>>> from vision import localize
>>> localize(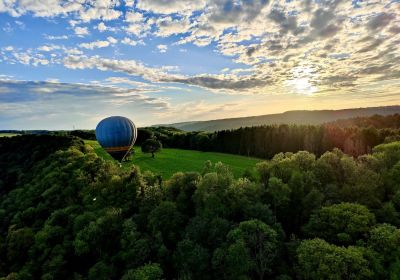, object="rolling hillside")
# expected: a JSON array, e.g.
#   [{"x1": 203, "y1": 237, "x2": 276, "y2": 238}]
[{"x1": 157, "y1": 105, "x2": 400, "y2": 132}]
